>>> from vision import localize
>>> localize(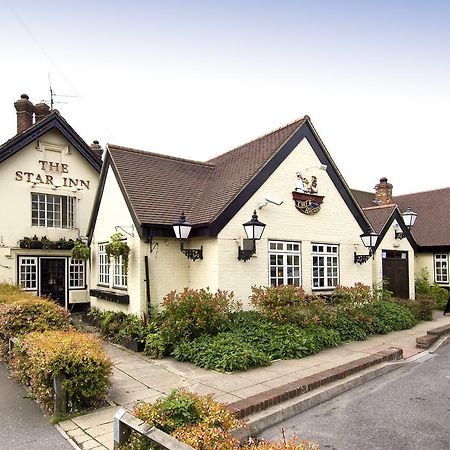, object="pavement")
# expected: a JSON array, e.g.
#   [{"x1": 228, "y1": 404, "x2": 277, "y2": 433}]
[
  {"x1": 0, "y1": 363, "x2": 75, "y2": 450},
  {"x1": 57, "y1": 311, "x2": 450, "y2": 450}
]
